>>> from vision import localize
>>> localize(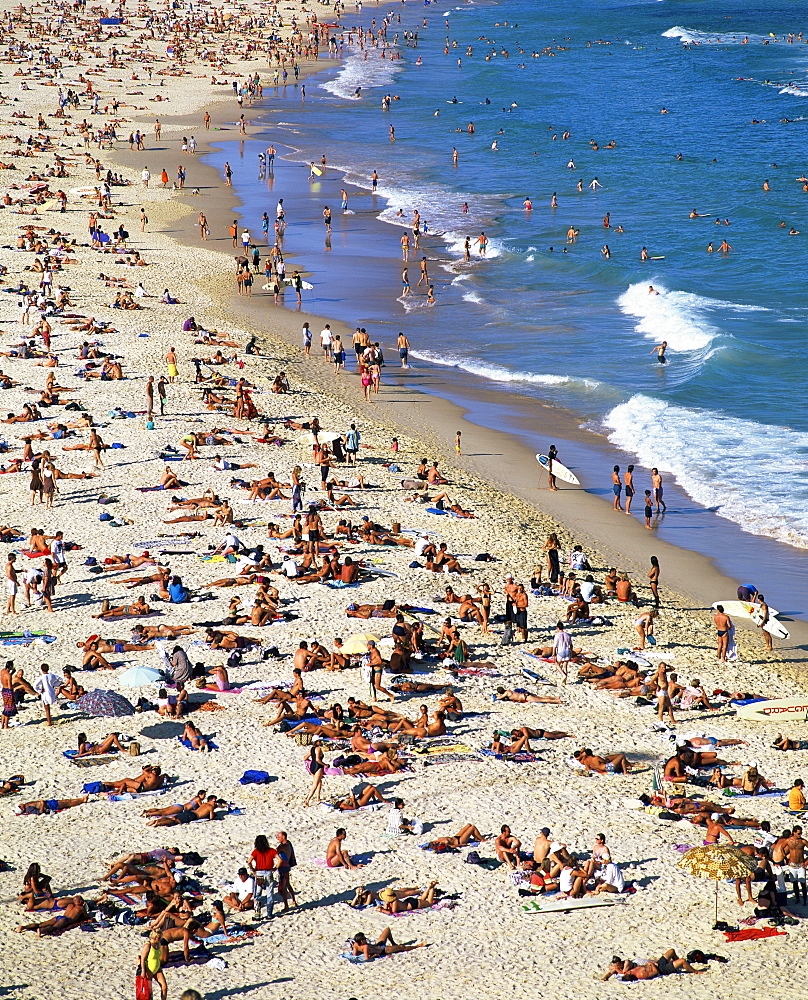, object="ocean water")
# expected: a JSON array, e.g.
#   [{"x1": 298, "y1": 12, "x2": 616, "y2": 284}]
[{"x1": 213, "y1": 1, "x2": 808, "y2": 572}]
